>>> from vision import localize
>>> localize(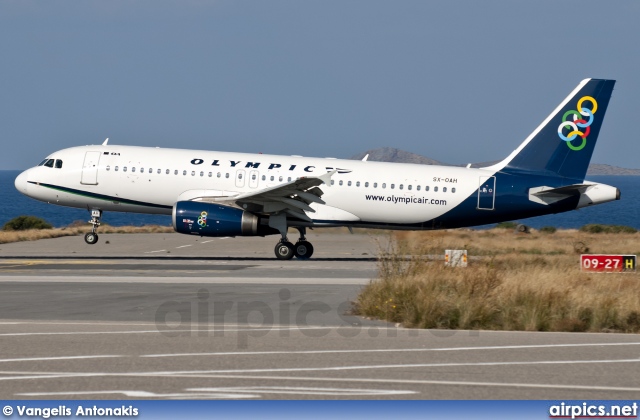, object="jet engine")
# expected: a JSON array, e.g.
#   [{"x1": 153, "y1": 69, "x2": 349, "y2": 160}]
[{"x1": 172, "y1": 201, "x2": 277, "y2": 237}]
